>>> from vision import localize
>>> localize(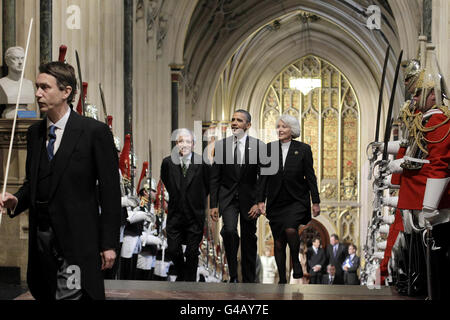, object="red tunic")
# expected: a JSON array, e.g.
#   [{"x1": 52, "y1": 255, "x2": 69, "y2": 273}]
[{"x1": 397, "y1": 111, "x2": 450, "y2": 210}]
